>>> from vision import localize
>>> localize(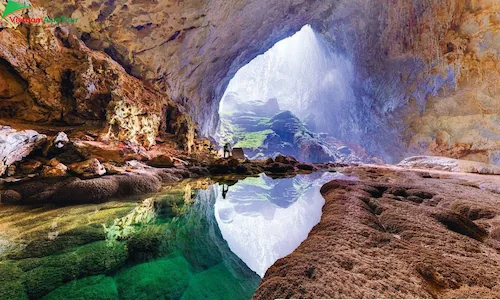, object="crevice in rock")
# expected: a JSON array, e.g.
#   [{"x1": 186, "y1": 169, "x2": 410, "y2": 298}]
[{"x1": 434, "y1": 211, "x2": 488, "y2": 242}]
